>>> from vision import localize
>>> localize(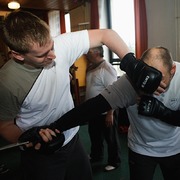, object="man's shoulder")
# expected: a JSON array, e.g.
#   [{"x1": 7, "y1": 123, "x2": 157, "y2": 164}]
[{"x1": 102, "y1": 61, "x2": 117, "y2": 74}]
